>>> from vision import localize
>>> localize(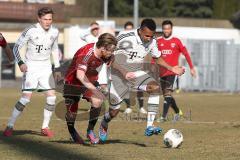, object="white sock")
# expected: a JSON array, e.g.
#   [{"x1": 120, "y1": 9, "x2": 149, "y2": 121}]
[
  {"x1": 147, "y1": 111, "x2": 156, "y2": 127},
  {"x1": 42, "y1": 109, "x2": 53, "y2": 129},
  {"x1": 8, "y1": 107, "x2": 22, "y2": 127}
]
